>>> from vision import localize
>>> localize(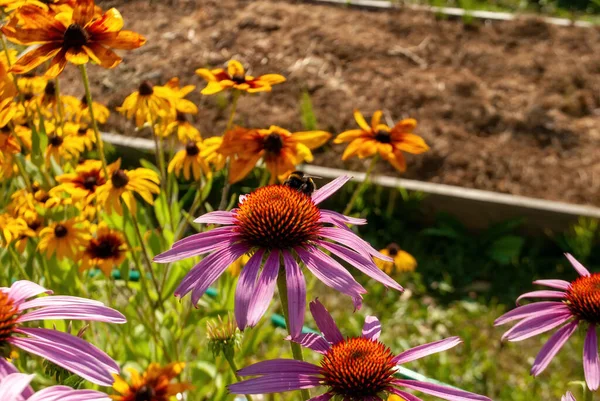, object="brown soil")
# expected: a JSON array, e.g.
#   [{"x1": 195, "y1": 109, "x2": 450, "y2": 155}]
[{"x1": 60, "y1": 0, "x2": 600, "y2": 206}]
